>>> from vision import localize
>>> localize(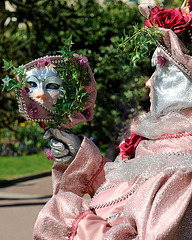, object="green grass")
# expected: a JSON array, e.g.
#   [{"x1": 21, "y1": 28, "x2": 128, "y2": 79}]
[
  {"x1": 0, "y1": 147, "x2": 106, "y2": 180},
  {"x1": 0, "y1": 153, "x2": 53, "y2": 180}
]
